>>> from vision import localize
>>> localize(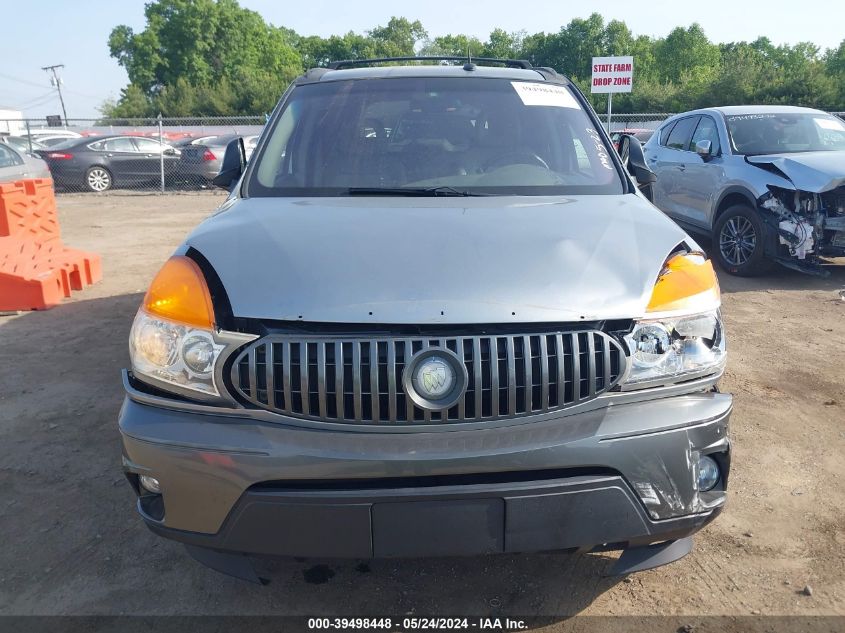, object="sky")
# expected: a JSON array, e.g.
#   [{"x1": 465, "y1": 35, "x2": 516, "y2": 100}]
[{"x1": 0, "y1": 0, "x2": 842, "y2": 119}]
